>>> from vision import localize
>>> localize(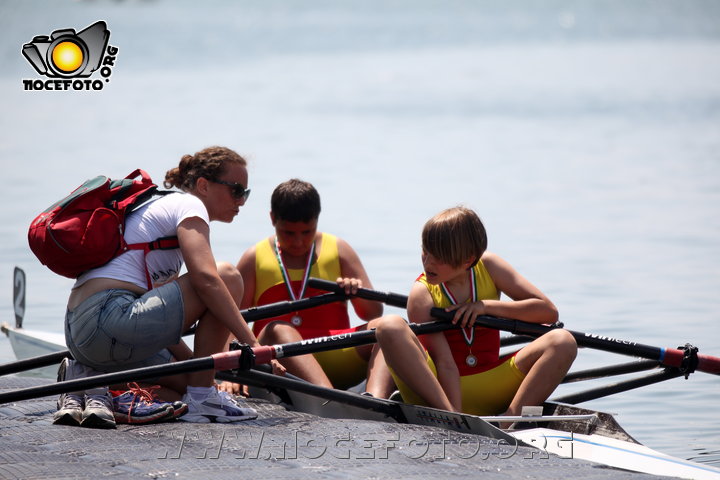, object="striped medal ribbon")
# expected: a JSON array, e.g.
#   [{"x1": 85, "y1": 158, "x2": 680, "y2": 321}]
[
  {"x1": 274, "y1": 237, "x2": 315, "y2": 327},
  {"x1": 439, "y1": 268, "x2": 479, "y2": 367}
]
